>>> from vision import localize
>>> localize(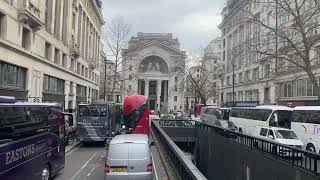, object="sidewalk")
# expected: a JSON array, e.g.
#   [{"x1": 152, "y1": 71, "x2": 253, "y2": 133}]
[{"x1": 65, "y1": 141, "x2": 81, "y2": 153}]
